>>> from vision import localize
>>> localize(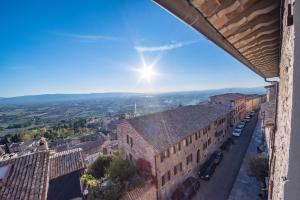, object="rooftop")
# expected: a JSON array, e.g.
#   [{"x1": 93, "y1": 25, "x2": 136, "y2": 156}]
[
  {"x1": 210, "y1": 93, "x2": 246, "y2": 103},
  {"x1": 126, "y1": 104, "x2": 232, "y2": 151},
  {"x1": 0, "y1": 151, "x2": 50, "y2": 200},
  {"x1": 49, "y1": 148, "x2": 85, "y2": 180}
]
